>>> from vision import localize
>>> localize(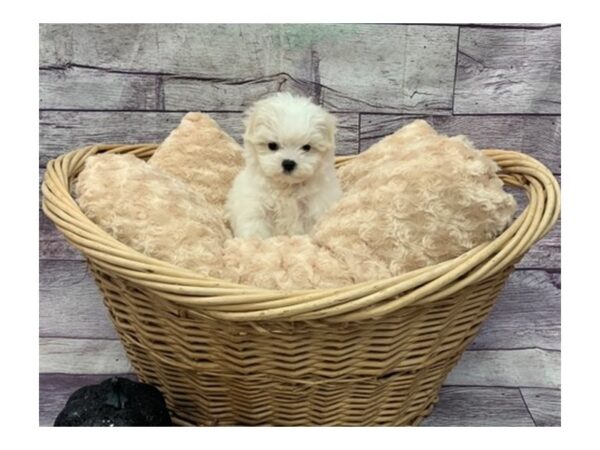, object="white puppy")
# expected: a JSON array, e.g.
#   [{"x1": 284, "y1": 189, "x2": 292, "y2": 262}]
[{"x1": 225, "y1": 92, "x2": 342, "y2": 238}]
